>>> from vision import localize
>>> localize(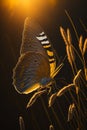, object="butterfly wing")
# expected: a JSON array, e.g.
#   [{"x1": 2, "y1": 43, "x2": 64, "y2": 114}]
[
  {"x1": 13, "y1": 52, "x2": 50, "y2": 94},
  {"x1": 13, "y1": 17, "x2": 56, "y2": 94},
  {"x1": 20, "y1": 17, "x2": 47, "y2": 56},
  {"x1": 20, "y1": 17, "x2": 56, "y2": 75}
]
